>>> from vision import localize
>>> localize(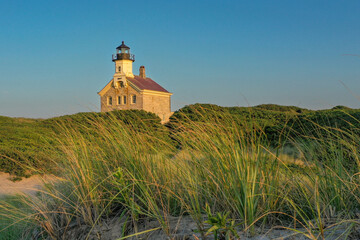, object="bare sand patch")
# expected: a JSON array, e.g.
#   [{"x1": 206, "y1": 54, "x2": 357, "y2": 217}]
[{"x1": 0, "y1": 172, "x2": 56, "y2": 197}]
